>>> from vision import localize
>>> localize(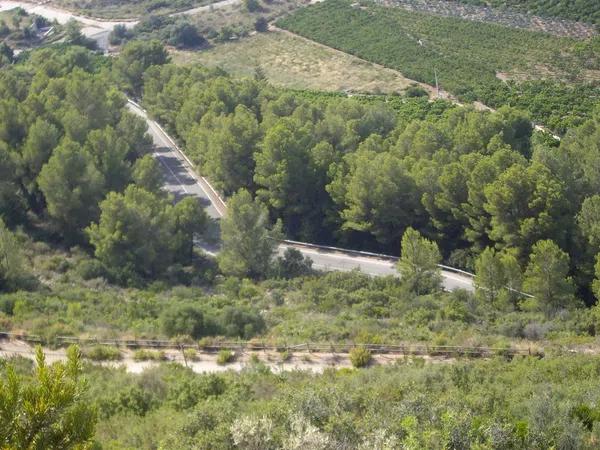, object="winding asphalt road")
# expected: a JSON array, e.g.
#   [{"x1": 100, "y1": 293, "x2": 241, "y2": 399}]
[{"x1": 127, "y1": 101, "x2": 475, "y2": 292}]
